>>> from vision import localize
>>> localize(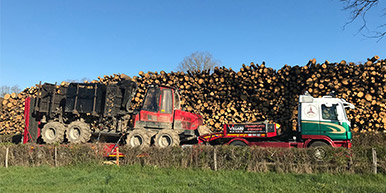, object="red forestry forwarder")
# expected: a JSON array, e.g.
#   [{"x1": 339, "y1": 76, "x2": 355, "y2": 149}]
[{"x1": 23, "y1": 79, "x2": 208, "y2": 157}]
